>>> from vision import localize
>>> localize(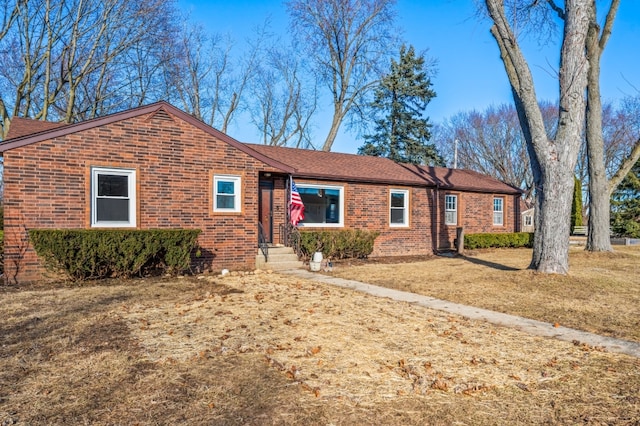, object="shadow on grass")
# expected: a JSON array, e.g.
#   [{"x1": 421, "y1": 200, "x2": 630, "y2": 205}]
[{"x1": 459, "y1": 255, "x2": 522, "y2": 271}]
